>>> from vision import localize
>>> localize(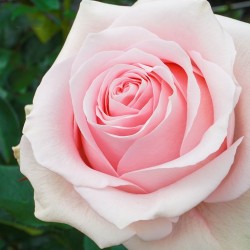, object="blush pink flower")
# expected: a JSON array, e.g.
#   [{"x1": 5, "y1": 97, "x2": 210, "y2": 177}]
[{"x1": 18, "y1": 0, "x2": 250, "y2": 249}]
